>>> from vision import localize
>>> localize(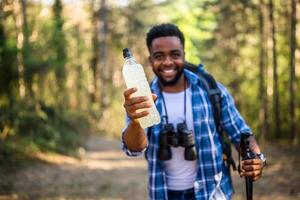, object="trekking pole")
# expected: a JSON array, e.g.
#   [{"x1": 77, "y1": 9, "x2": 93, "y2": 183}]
[
  {"x1": 239, "y1": 134, "x2": 256, "y2": 200},
  {"x1": 245, "y1": 174, "x2": 253, "y2": 200}
]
